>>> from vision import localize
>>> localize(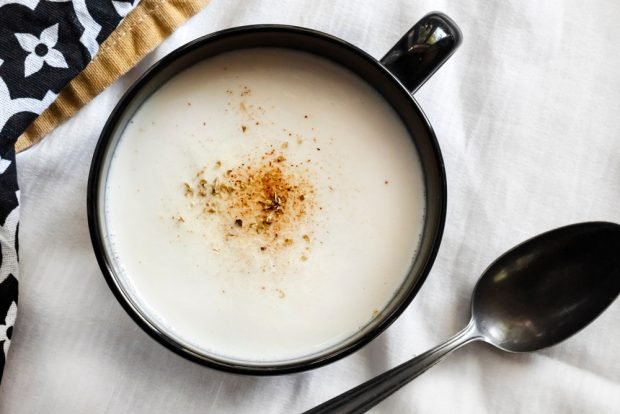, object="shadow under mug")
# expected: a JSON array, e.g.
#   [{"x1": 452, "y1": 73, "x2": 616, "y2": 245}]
[{"x1": 87, "y1": 12, "x2": 462, "y2": 375}]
